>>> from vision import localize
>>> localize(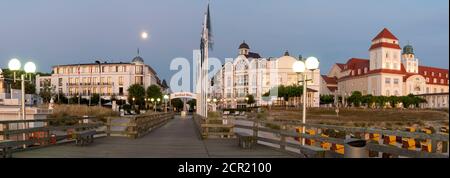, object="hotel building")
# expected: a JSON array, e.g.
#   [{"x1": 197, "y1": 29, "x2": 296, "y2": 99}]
[
  {"x1": 36, "y1": 54, "x2": 164, "y2": 101},
  {"x1": 321, "y1": 28, "x2": 449, "y2": 108},
  {"x1": 211, "y1": 42, "x2": 321, "y2": 108}
]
